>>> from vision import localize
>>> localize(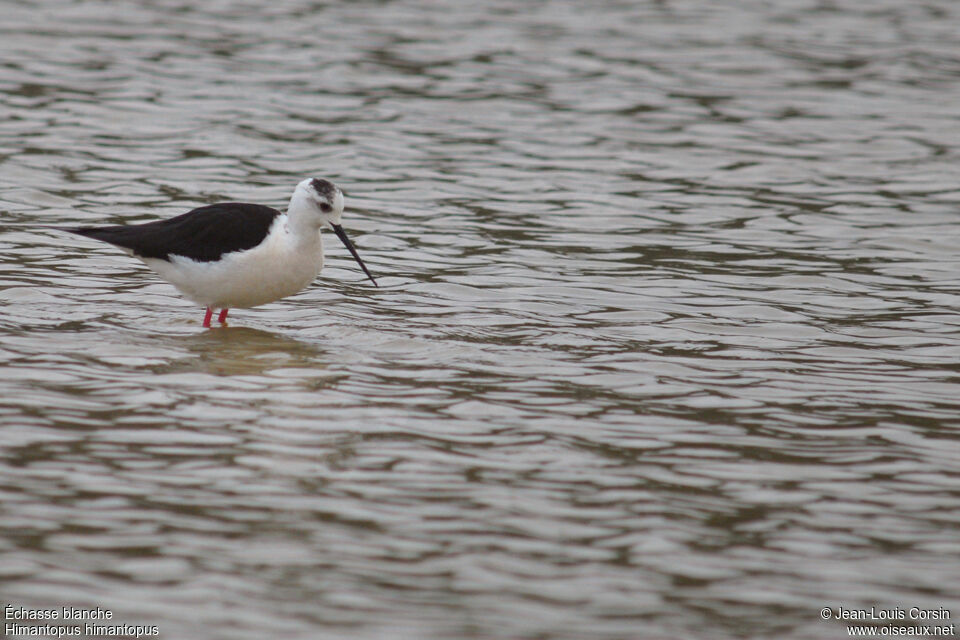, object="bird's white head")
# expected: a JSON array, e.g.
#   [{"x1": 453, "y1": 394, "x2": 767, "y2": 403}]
[
  {"x1": 288, "y1": 177, "x2": 378, "y2": 287},
  {"x1": 291, "y1": 177, "x2": 345, "y2": 228}
]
